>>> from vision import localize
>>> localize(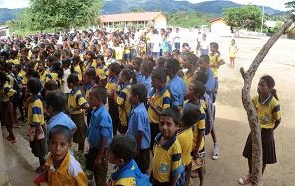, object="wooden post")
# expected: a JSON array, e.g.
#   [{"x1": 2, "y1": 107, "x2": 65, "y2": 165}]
[{"x1": 240, "y1": 15, "x2": 295, "y2": 186}]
